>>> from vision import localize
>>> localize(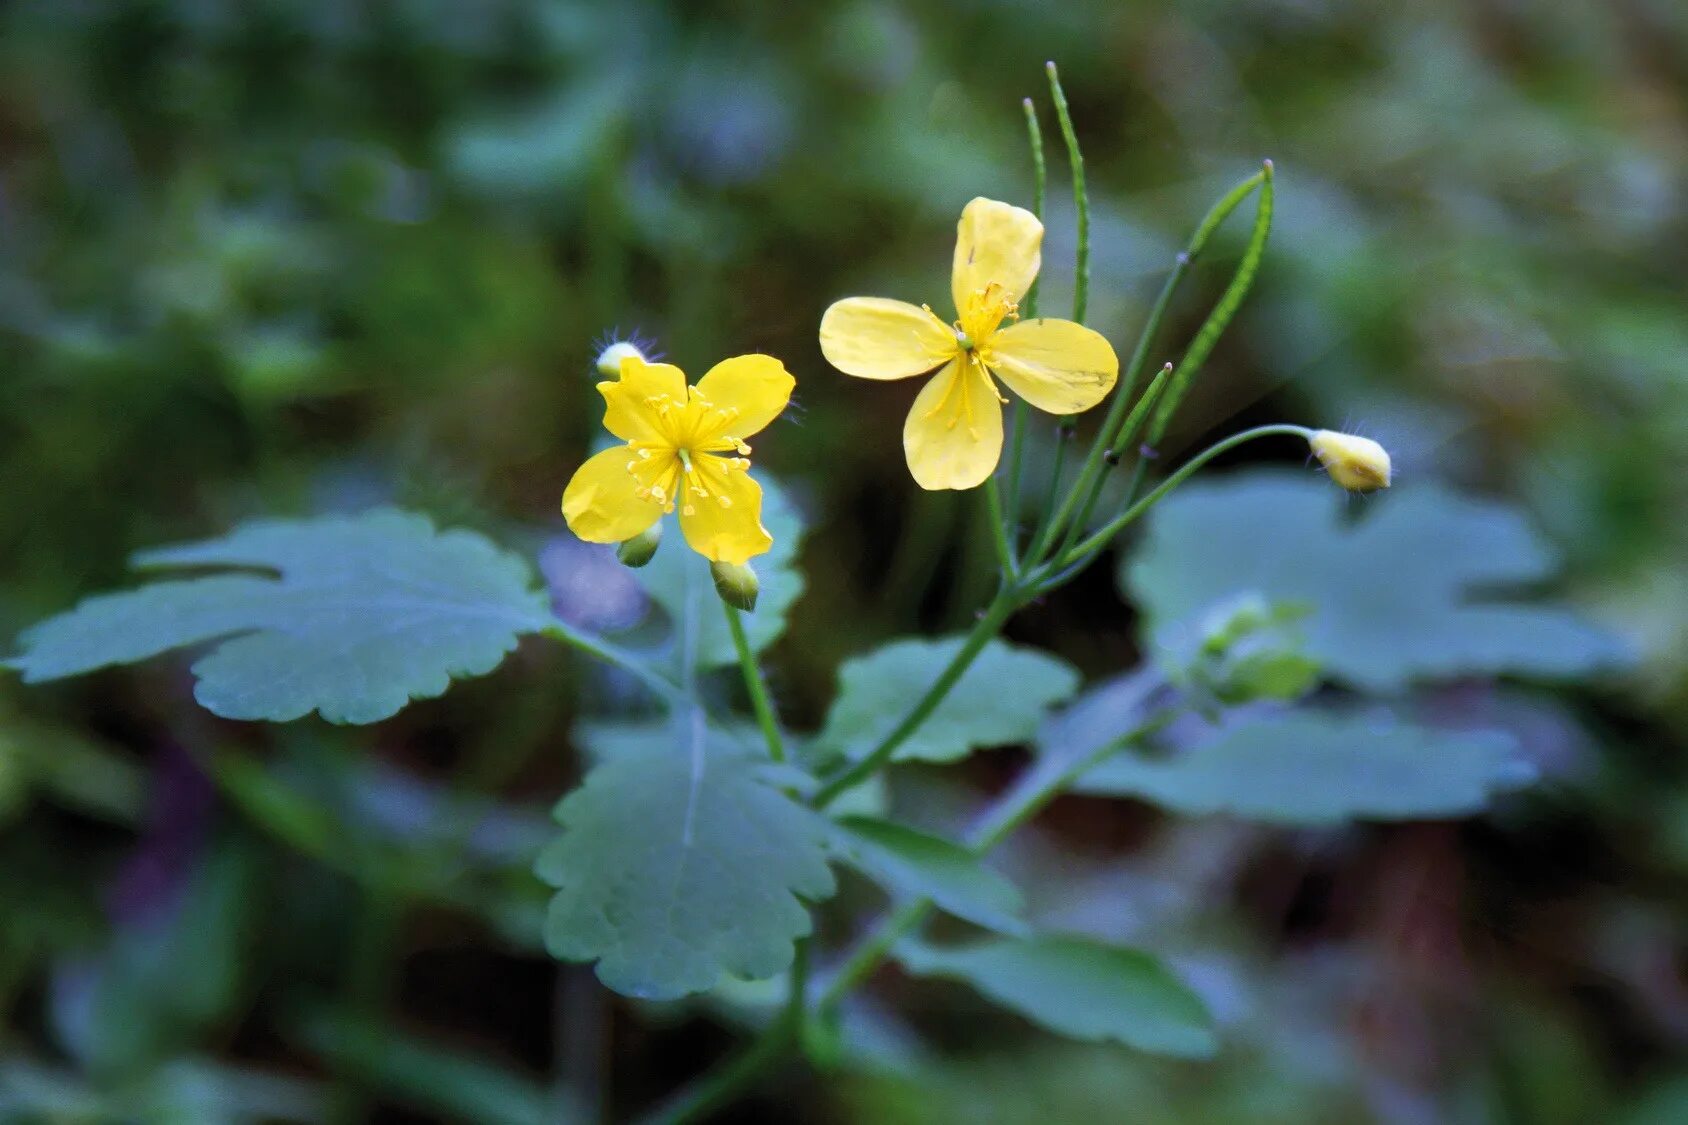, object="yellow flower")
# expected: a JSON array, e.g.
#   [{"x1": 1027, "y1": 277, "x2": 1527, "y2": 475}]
[
  {"x1": 819, "y1": 197, "x2": 1119, "y2": 490},
  {"x1": 562, "y1": 352, "x2": 794, "y2": 566}
]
